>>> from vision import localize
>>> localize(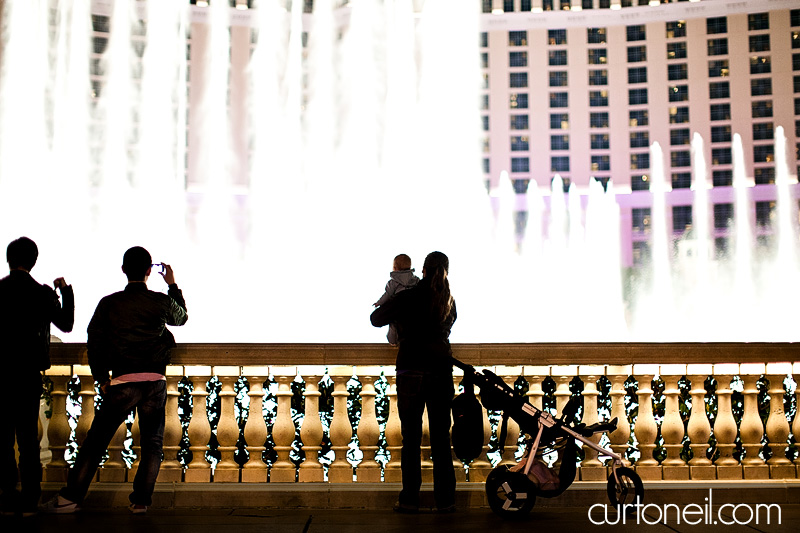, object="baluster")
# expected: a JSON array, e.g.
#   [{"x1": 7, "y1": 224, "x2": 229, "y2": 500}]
[
  {"x1": 326, "y1": 366, "x2": 353, "y2": 482},
  {"x1": 214, "y1": 366, "x2": 242, "y2": 482},
  {"x1": 451, "y1": 369, "x2": 467, "y2": 482},
  {"x1": 43, "y1": 367, "x2": 71, "y2": 481},
  {"x1": 270, "y1": 367, "x2": 298, "y2": 482},
  {"x1": 607, "y1": 366, "x2": 631, "y2": 467},
  {"x1": 740, "y1": 363, "x2": 768, "y2": 479},
  {"x1": 242, "y1": 366, "x2": 269, "y2": 482},
  {"x1": 713, "y1": 366, "x2": 741, "y2": 479},
  {"x1": 469, "y1": 367, "x2": 493, "y2": 482},
  {"x1": 159, "y1": 366, "x2": 184, "y2": 481},
  {"x1": 552, "y1": 365, "x2": 576, "y2": 419},
  {"x1": 128, "y1": 415, "x2": 141, "y2": 480},
  {"x1": 74, "y1": 366, "x2": 95, "y2": 448},
  {"x1": 356, "y1": 368, "x2": 381, "y2": 482},
  {"x1": 184, "y1": 367, "x2": 212, "y2": 482},
  {"x1": 383, "y1": 371, "x2": 402, "y2": 483},
  {"x1": 660, "y1": 364, "x2": 688, "y2": 480},
  {"x1": 524, "y1": 367, "x2": 548, "y2": 413},
  {"x1": 686, "y1": 365, "x2": 714, "y2": 480},
  {"x1": 794, "y1": 363, "x2": 800, "y2": 470},
  {"x1": 420, "y1": 405, "x2": 433, "y2": 482},
  {"x1": 496, "y1": 366, "x2": 521, "y2": 467},
  {"x1": 99, "y1": 411, "x2": 128, "y2": 483},
  {"x1": 765, "y1": 363, "x2": 793, "y2": 478},
  {"x1": 298, "y1": 367, "x2": 324, "y2": 482},
  {"x1": 579, "y1": 366, "x2": 605, "y2": 480},
  {"x1": 633, "y1": 364, "x2": 659, "y2": 479}
]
